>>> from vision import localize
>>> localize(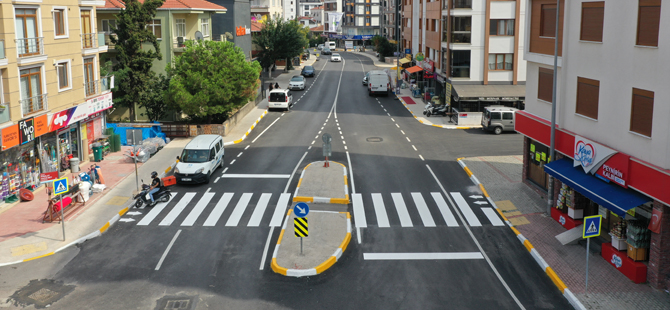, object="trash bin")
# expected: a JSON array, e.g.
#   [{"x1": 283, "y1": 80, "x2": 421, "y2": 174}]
[
  {"x1": 92, "y1": 143, "x2": 104, "y2": 162},
  {"x1": 70, "y1": 157, "x2": 80, "y2": 172}
]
